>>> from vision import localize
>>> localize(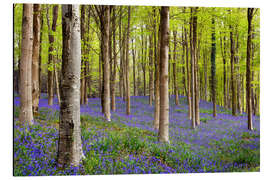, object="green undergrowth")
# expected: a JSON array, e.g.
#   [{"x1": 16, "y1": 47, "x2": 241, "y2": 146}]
[
  {"x1": 210, "y1": 136, "x2": 260, "y2": 172},
  {"x1": 80, "y1": 115, "x2": 197, "y2": 174}
]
